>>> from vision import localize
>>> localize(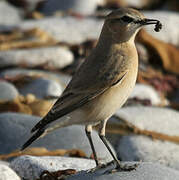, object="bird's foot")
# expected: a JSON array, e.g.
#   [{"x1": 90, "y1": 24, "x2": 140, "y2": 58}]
[
  {"x1": 87, "y1": 163, "x2": 104, "y2": 173},
  {"x1": 87, "y1": 161, "x2": 113, "y2": 173},
  {"x1": 87, "y1": 160, "x2": 139, "y2": 174},
  {"x1": 87, "y1": 160, "x2": 117, "y2": 173},
  {"x1": 114, "y1": 162, "x2": 139, "y2": 172},
  {"x1": 103, "y1": 160, "x2": 139, "y2": 173}
]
